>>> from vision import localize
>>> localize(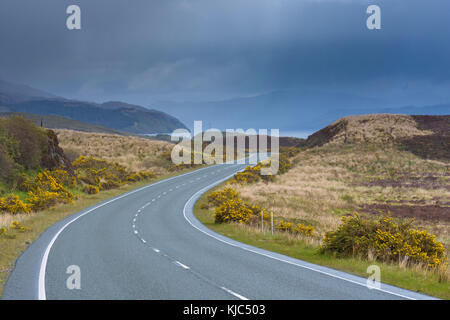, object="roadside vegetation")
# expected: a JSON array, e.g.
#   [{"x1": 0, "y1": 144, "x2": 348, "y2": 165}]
[
  {"x1": 195, "y1": 115, "x2": 450, "y2": 299},
  {"x1": 55, "y1": 129, "x2": 174, "y2": 174},
  {"x1": 0, "y1": 116, "x2": 203, "y2": 296}
]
